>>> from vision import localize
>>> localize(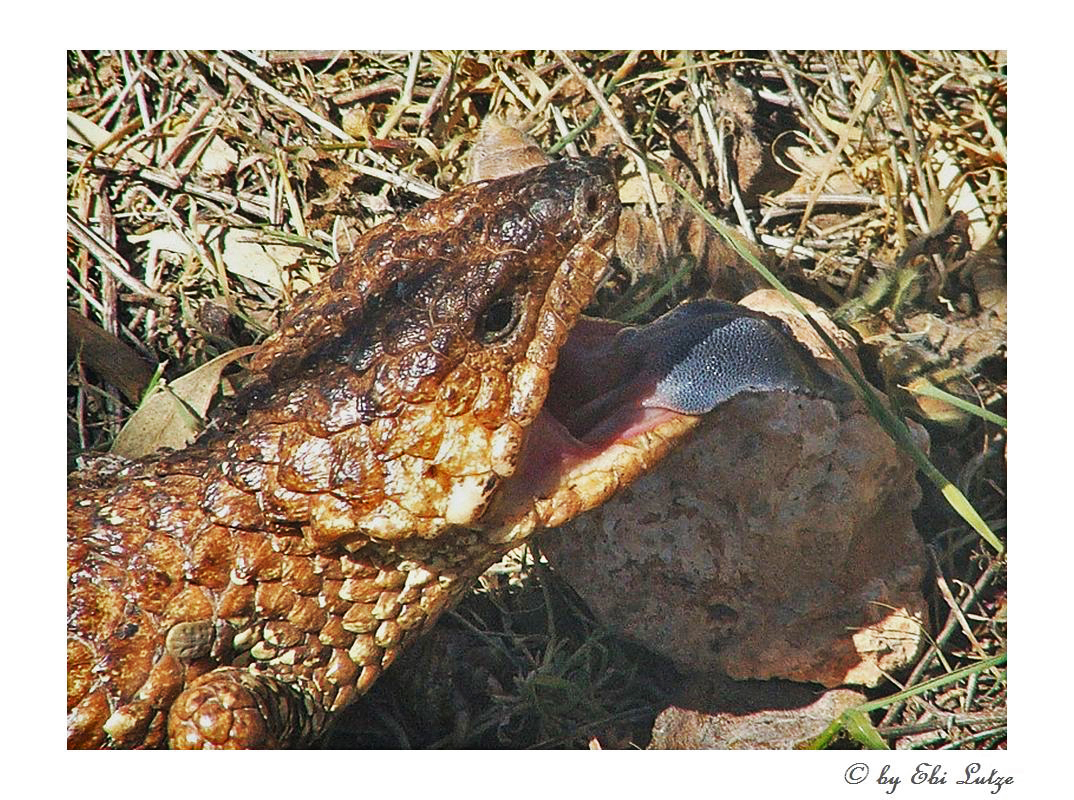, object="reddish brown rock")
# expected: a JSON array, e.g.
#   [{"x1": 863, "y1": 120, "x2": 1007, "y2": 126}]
[{"x1": 541, "y1": 290, "x2": 928, "y2": 689}]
